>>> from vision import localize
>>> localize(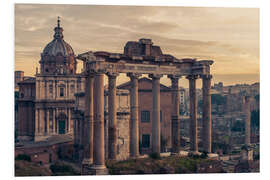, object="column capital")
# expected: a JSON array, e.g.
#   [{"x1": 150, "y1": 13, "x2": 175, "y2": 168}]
[
  {"x1": 149, "y1": 74, "x2": 163, "y2": 79},
  {"x1": 85, "y1": 69, "x2": 102, "y2": 76},
  {"x1": 200, "y1": 74, "x2": 212, "y2": 80},
  {"x1": 106, "y1": 72, "x2": 119, "y2": 78},
  {"x1": 127, "y1": 73, "x2": 141, "y2": 79},
  {"x1": 168, "y1": 74, "x2": 181, "y2": 80},
  {"x1": 186, "y1": 74, "x2": 199, "y2": 80}
]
